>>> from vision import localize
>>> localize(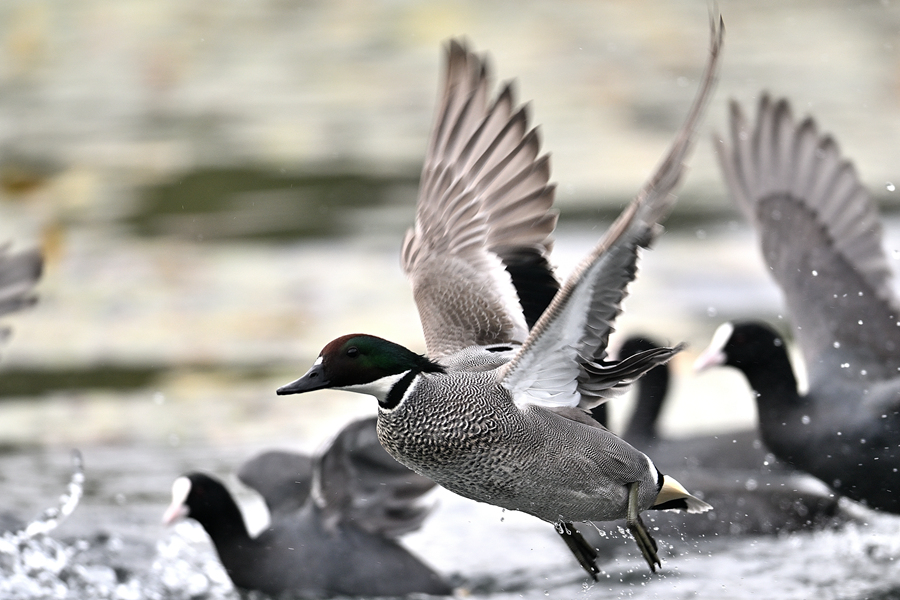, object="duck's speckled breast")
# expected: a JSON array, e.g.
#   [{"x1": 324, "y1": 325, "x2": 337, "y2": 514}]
[{"x1": 376, "y1": 370, "x2": 534, "y2": 508}]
